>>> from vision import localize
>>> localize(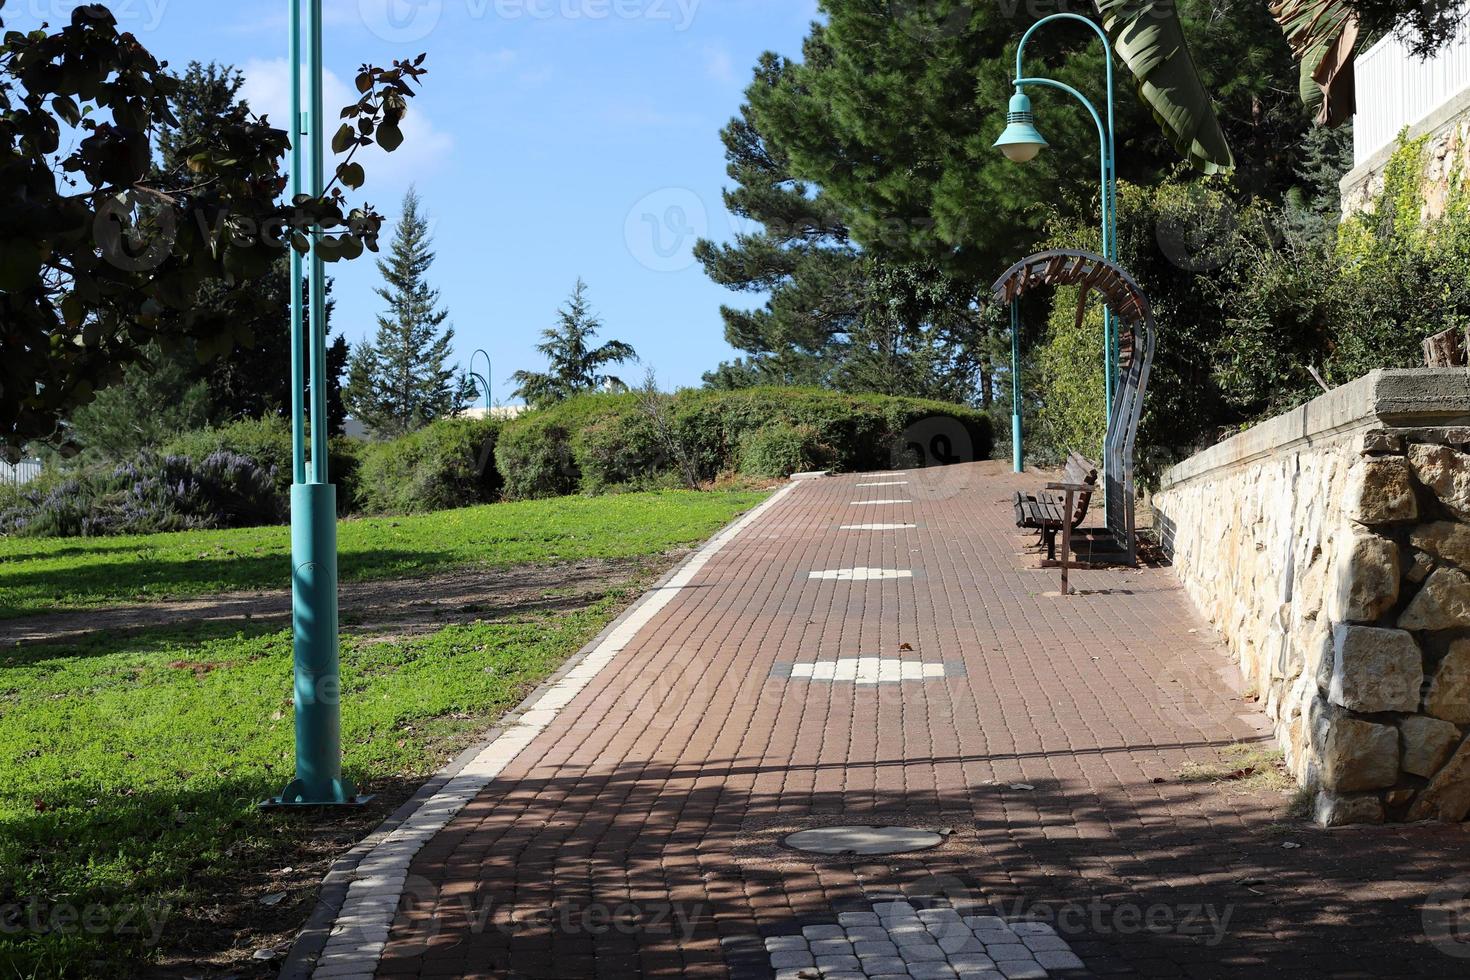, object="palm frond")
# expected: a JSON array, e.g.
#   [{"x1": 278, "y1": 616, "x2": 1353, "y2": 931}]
[{"x1": 1093, "y1": 0, "x2": 1236, "y2": 174}]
